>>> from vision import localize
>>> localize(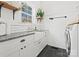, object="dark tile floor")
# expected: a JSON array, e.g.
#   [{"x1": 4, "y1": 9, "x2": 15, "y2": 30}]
[{"x1": 37, "y1": 45, "x2": 68, "y2": 57}]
